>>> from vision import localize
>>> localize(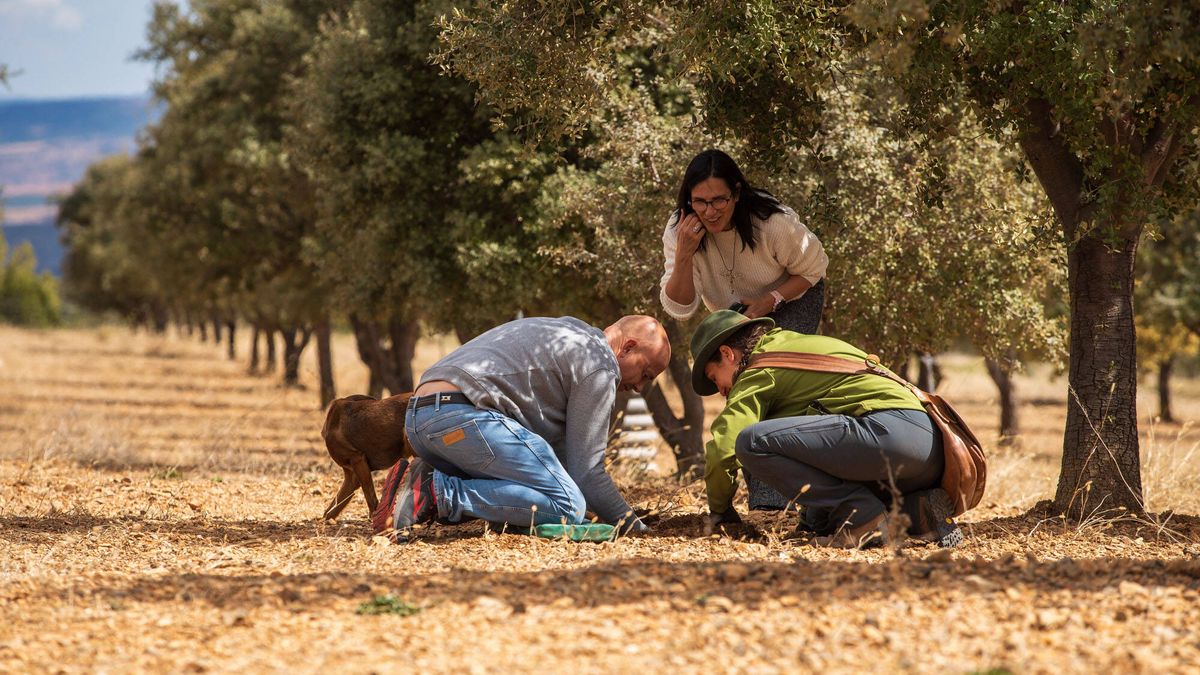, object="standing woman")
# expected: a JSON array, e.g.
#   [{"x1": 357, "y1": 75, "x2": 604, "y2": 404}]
[
  {"x1": 661, "y1": 149, "x2": 828, "y2": 510},
  {"x1": 660, "y1": 149, "x2": 828, "y2": 332}
]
